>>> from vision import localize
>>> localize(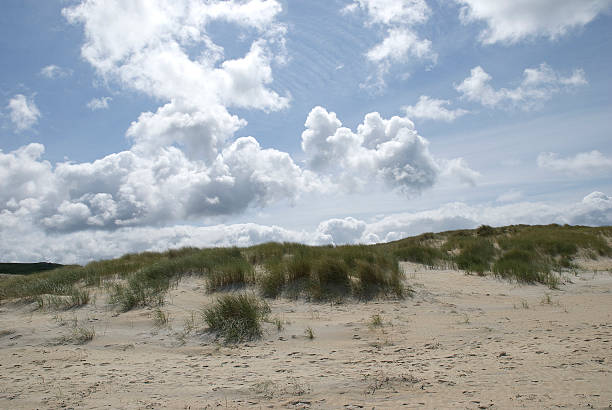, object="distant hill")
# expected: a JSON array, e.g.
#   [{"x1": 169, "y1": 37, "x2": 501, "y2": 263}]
[{"x1": 0, "y1": 262, "x2": 64, "y2": 276}]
